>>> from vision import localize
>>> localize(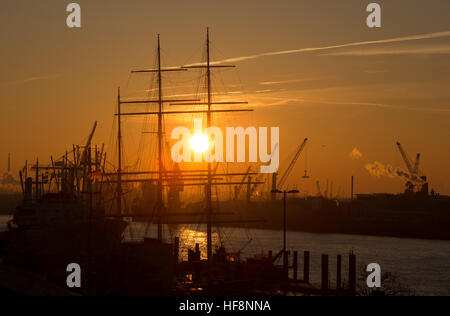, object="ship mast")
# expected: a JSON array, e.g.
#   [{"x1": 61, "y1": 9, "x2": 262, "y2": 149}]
[
  {"x1": 206, "y1": 28, "x2": 213, "y2": 261},
  {"x1": 119, "y1": 35, "x2": 194, "y2": 242},
  {"x1": 156, "y1": 35, "x2": 164, "y2": 241},
  {"x1": 116, "y1": 31, "x2": 254, "y2": 252},
  {"x1": 117, "y1": 87, "x2": 123, "y2": 215},
  {"x1": 182, "y1": 28, "x2": 252, "y2": 261}
]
